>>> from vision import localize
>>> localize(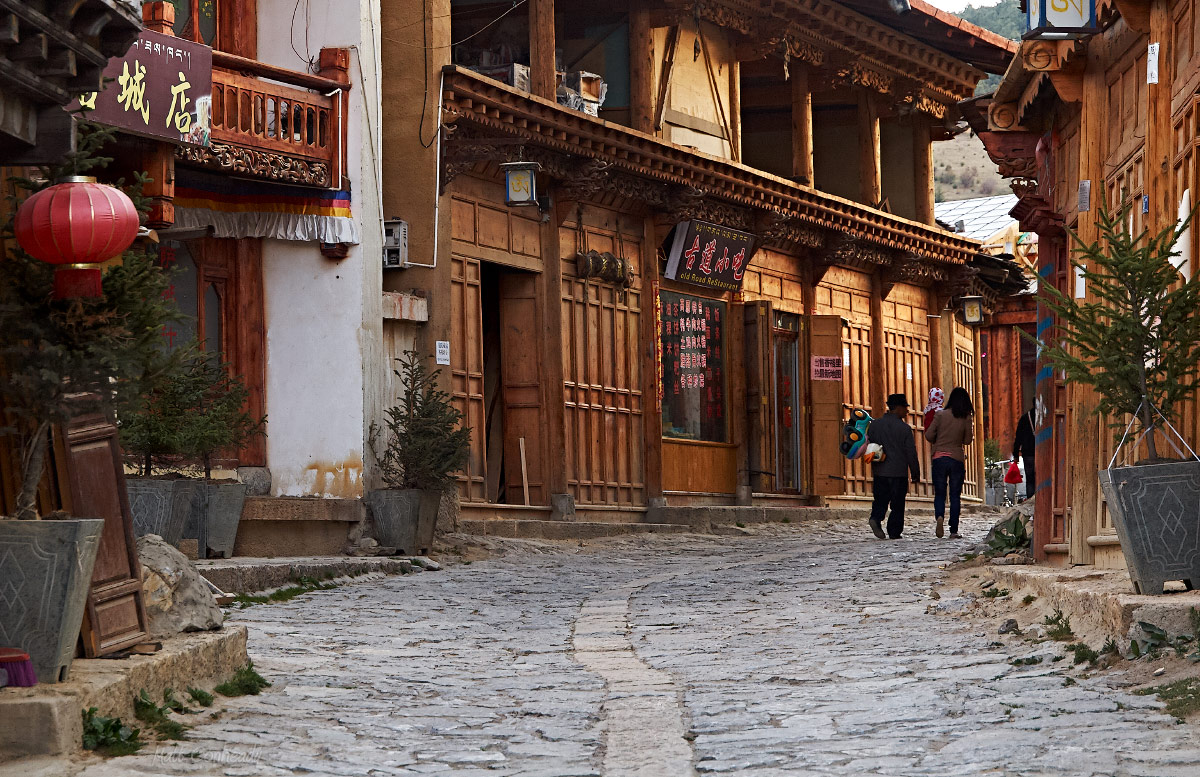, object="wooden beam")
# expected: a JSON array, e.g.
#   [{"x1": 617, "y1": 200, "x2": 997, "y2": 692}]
[
  {"x1": 654, "y1": 26, "x2": 680, "y2": 132},
  {"x1": 529, "y1": 0, "x2": 555, "y2": 100},
  {"x1": 629, "y1": 1, "x2": 654, "y2": 134},
  {"x1": 914, "y1": 115, "x2": 934, "y2": 225},
  {"x1": 728, "y1": 60, "x2": 742, "y2": 161},
  {"x1": 1146, "y1": 0, "x2": 1171, "y2": 236},
  {"x1": 857, "y1": 90, "x2": 882, "y2": 207},
  {"x1": 642, "y1": 216, "x2": 665, "y2": 504},
  {"x1": 791, "y1": 64, "x2": 814, "y2": 186},
  {"x1": 869, "y1": 271, "x2": 888, "y2": 416}
]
